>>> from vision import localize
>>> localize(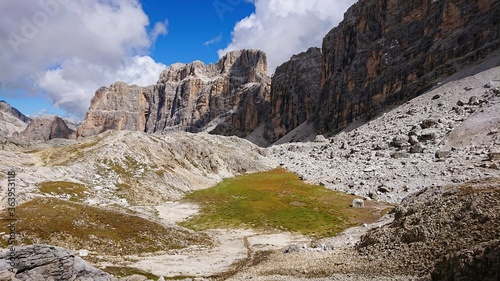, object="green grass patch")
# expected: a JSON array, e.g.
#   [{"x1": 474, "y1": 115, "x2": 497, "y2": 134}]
[
  {"x1": 180, "y1": 168, "x2": 392, "y2": 238},
  {"x1": 0, "y1": 198, "x2": 212, "y2": 255},
  {"x1": 39, "y1": 181, "x2": 88, "y2": 202}
]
